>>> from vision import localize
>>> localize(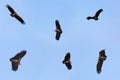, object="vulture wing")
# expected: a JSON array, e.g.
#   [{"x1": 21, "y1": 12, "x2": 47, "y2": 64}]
[
  {"x1": 6, "y1": 4, "x2": 15, "y2": 14},
  {"x1": 94, "y1": 9, "x2": 103, "y2": 18},
  {"x1": 64, "y1": 52, "x2": 70, "y2": 61},
  {"x1": 11, "y1": 61, "x2": 19, "y2": 71},
  {"x1": 55, "y1": 20, "x2": 62, "y2": 31},
  {"x1": 99, "y1": 49, "x2": 106, "y2": 59},
  {"x1": 55, "y1": 32, "x2": 61, "y2": 40},
  {"x1": 15, "y1": 15, "x2": 25, "y2": 24},
  {"x1": 65, "y1": 61, "x2": 72, "y2": 70},
  {"x1": 97, "y1": 59, "x2": 103, "y2": 73},
  {"x1": 13, "y1": 50, "x2": 26, "y2": 60},
  {"x1": 87, "y1": 16, "x2": 94, "y2": 20}
]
